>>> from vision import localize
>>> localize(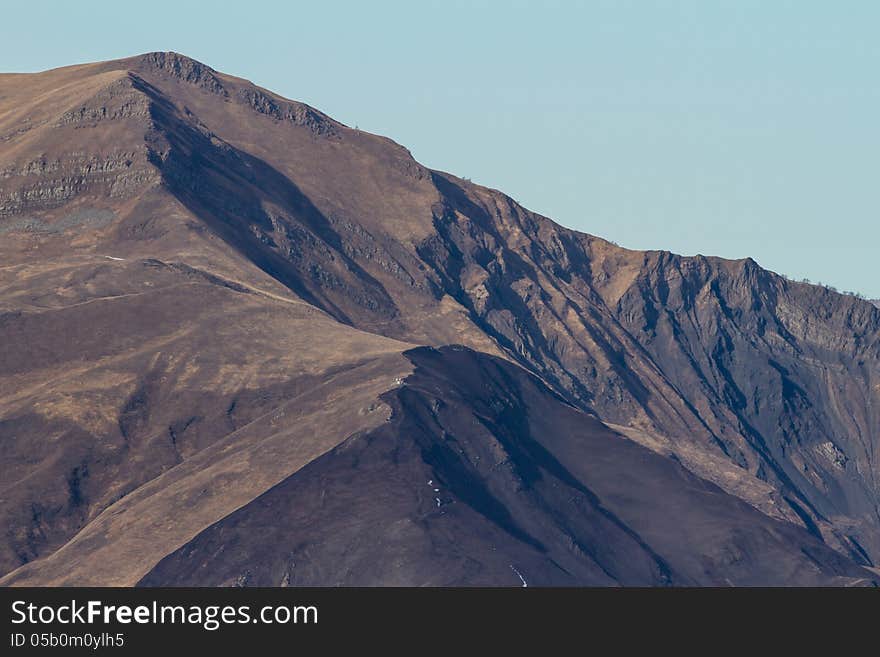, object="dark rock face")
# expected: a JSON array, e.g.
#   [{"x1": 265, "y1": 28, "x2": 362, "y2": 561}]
[
  {"x1": 0, "y1": 52, "x2": 877, "y2": 585},
  {"x1": 140, "y1": 347, "x2": 876, "y2": 587},
  {"x1": 608, "y1": 257, "x2": 880, "y2": 561},
  {"x1": 136, "y1": 52, "x2": 227, "y2": 97}
]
